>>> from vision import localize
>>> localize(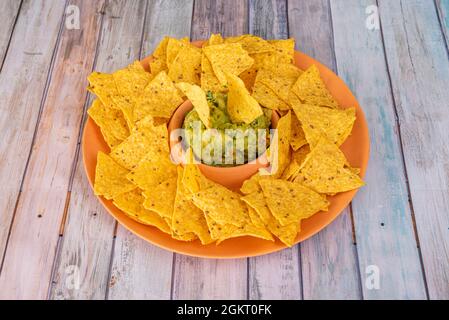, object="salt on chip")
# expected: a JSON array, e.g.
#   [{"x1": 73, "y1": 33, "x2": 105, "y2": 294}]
[
  {"x1": 290, "y1": 114, "x2": 307, "y2": 150},
  {"x1": 94, "y1": 152, "x2": 136, "y2": 200},
  {"x1": 110, "y1": 116, "x2": 169, "y2": 170},
  {"x1": 134, "y1": 71, "x2": 183, "y2": 120},
  {"x1": 203, "y1": 43, "x2": 254, "y2": 85},
  {"x1": 176, "y1": 83, "x2": 211, "y2": 128},
  {"x1": 113, "y1": 188, "x2": 170, "y2": 234},
  {"x1": 292, "y1": 103, "x2": 356, "y2": 148},
  {"x1": 142, "y1": 176, "x2": 177, "y2": 219},
  {"x1": 168, "y1": 45, "x2": 202, "y2": 85},
  {"x1": 290, "y1": 65, "x2": 338, "y2": 108},
  {"x1": 241, "y1": 191, "x2": 299, "y2": 247},
  {"x1": 295, "y1": 137, "x2": 365, "y2": 194},
  {"x1": 225, "y1": 73, "x2": 263, "y2": 124},
  {"x1": 260, "y1": 179, "x2": 329, "y2": 226},
  {"x1": 172, "y1": 167, "x2": 214, "y2": 245},
  {"x1": 87, "y1": 99, "x2": 129, "y2": 142}
]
